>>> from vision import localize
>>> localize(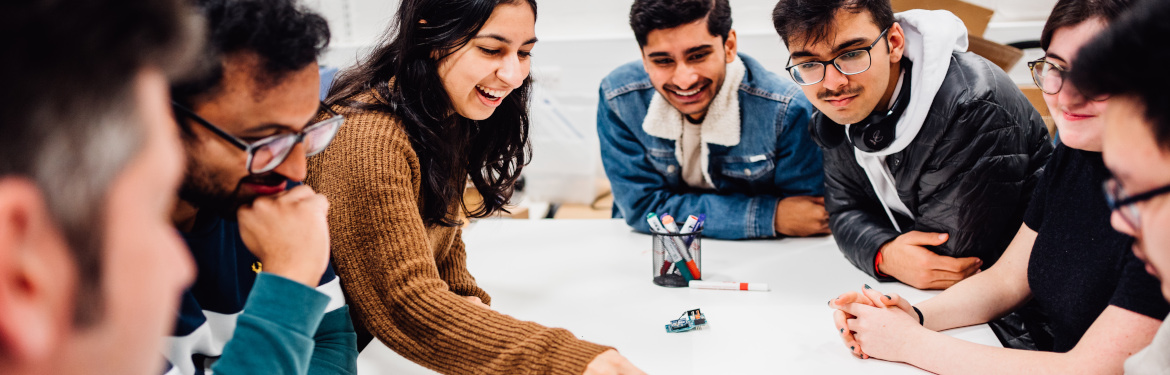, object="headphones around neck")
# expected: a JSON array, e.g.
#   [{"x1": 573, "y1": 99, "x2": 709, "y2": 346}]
[{"x1": 845, "y1": 64, "x2": 913, "y2": 153}]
